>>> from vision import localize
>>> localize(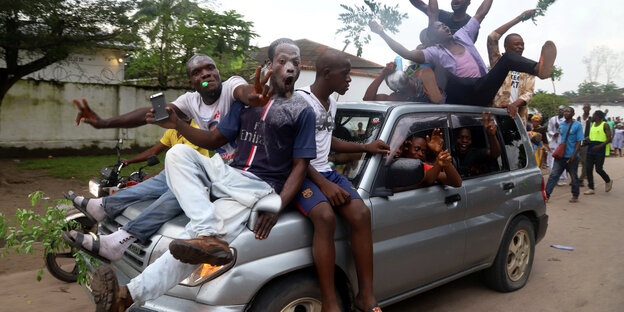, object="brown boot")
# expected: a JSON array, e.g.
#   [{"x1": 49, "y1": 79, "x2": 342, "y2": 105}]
[
  {"x1": 169, "y1": 236, "x2": 233, "y2": 265},
  {"x1": 91, "y1": 265, "x2": 133, "y2": 312}
]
